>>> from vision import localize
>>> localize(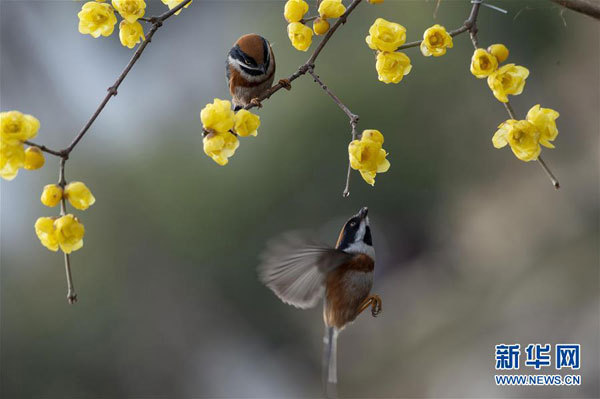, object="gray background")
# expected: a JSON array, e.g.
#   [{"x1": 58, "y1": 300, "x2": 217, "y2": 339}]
[{"x1": 1, "y1": 0, "x2": 598, "y2": 397}]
